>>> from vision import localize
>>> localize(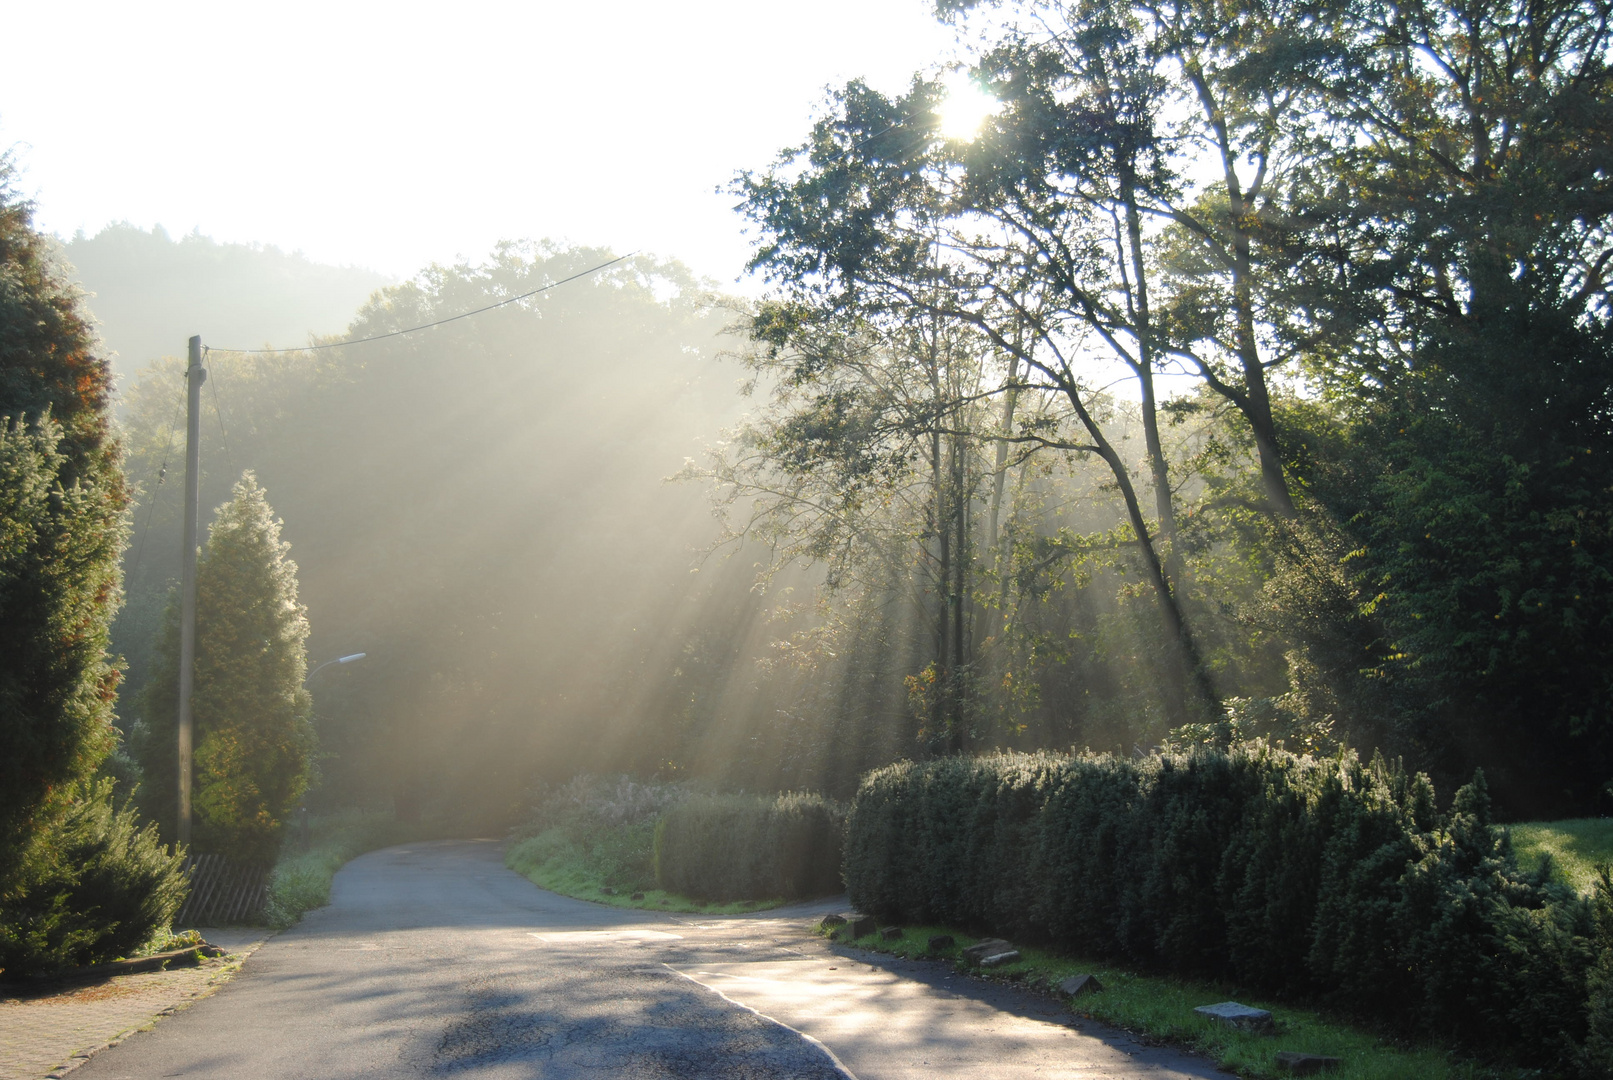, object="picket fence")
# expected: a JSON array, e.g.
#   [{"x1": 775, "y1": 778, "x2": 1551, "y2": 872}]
[{"x1": 174, "y1": 854, "x2": 271, "y2": 926}]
